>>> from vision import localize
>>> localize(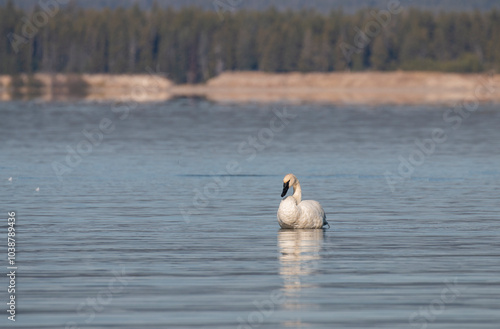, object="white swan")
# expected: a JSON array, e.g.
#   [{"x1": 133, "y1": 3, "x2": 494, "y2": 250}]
[{"x1": 277, "y1": 174, "x2": 329, "y2": 229}]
